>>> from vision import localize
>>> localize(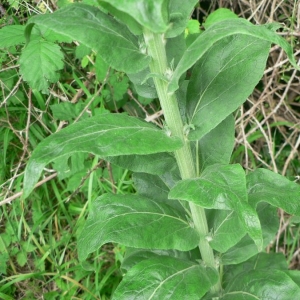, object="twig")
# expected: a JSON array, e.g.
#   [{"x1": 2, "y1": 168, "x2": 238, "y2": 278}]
[{"x1": 0, "y1": 173, "x2": 57, "y2": 206}]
